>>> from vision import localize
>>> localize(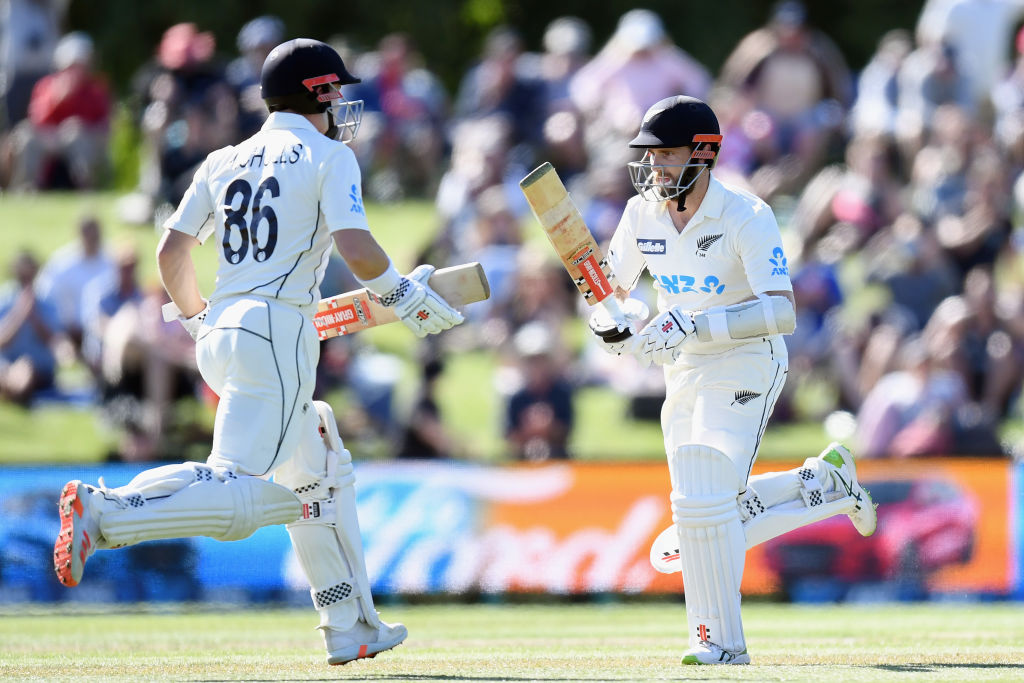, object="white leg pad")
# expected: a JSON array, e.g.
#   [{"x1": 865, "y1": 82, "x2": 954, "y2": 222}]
[
  {"x1": 97, "y1": 462, "x2": 301, "y2": 548},
  {"x1": 277, "y1": 401, "x2": 382, "y2": 633},
  {"x1": 670, "y1": 445, "x2": 747, "y2": 654}
]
